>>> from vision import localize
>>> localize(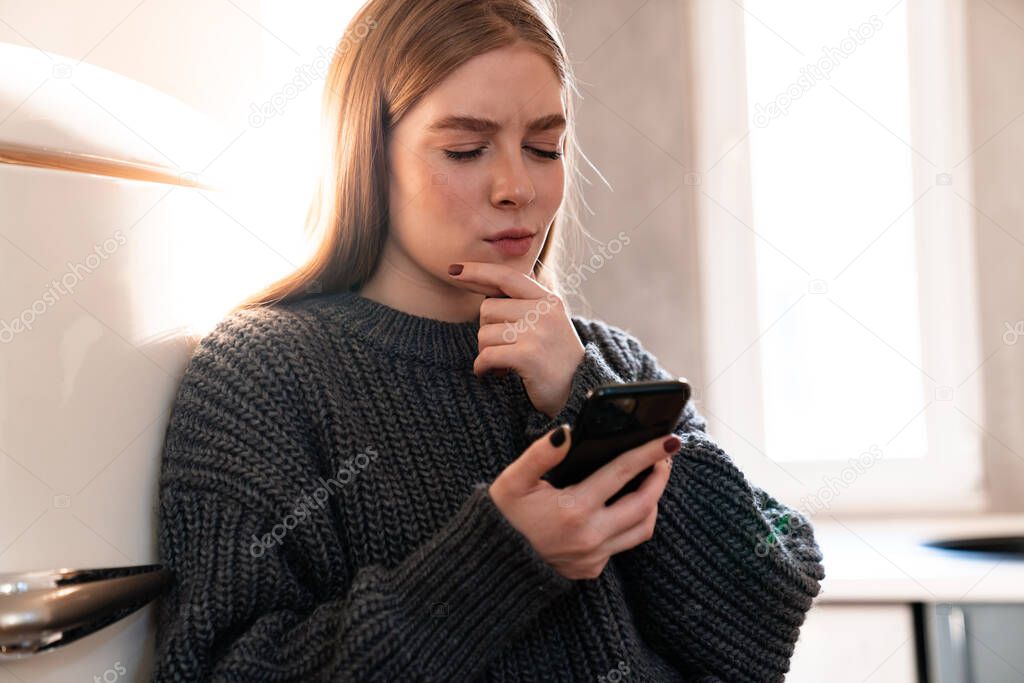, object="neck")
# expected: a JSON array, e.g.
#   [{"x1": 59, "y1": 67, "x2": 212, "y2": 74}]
[{"x1": 358, "y1": 244, "x2": 486, "y2": 323}]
